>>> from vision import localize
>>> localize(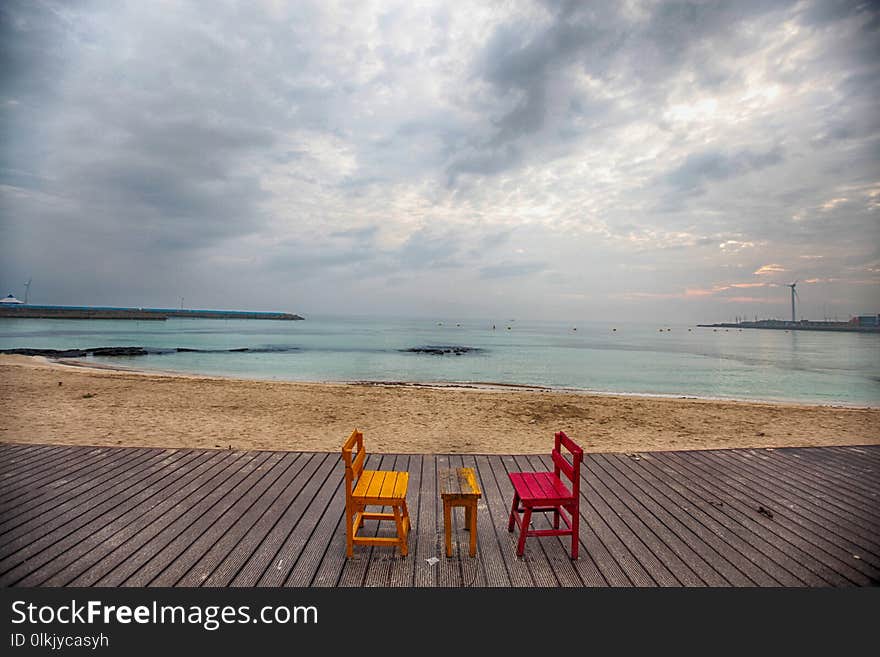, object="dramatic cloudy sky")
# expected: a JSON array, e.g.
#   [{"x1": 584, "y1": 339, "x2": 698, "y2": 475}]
[{"x1": 1, "y1": 0, "x2": 878, "y2": 323}]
